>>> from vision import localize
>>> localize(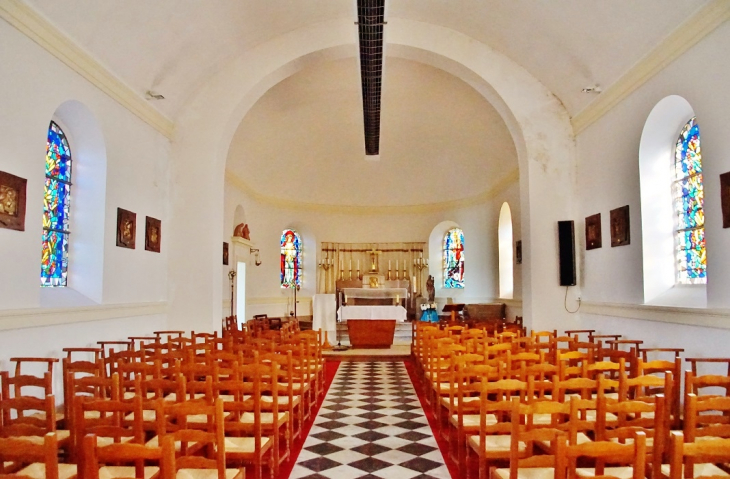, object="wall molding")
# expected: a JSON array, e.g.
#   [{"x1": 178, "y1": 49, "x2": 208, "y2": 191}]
[
  {"x1": 571, "y1": 0, "x2": 730, "y2": 135},
  {"x1": 0, "y1": 301, "x2": 168, "y2": 332},
  {"x1": 226, "y1": 168, "x2": 519, "y2": 215},
  {"x1": 581, "y1": 300, "x2": 730, "y2": 331},
  {"x1": 0, "y1": 0, "x2": 175, "y2": 139}
]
